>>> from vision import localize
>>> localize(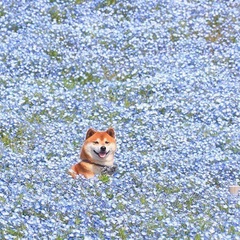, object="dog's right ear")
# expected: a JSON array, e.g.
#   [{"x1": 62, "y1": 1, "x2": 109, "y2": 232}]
[
  {"x1": 86, "y1": 128, "x2": 96, "y2": 139},
  {"x1": 106, "y1": 128, "x2": 115, "y2": 138}
]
